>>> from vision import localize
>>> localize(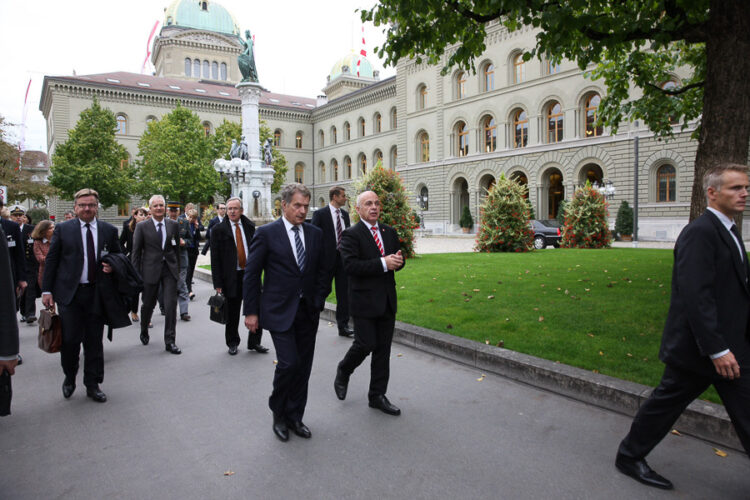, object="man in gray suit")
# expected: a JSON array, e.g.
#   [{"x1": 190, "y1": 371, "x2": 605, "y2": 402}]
[{"x1": 131, "y1": 195, "x2": 182, "y2": 354}]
